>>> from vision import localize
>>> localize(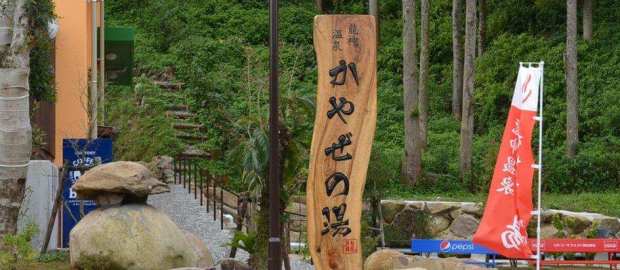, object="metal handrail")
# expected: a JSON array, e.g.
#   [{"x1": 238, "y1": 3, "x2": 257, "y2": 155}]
[
  {"x1": 174, "y1": 155, "x2": 307, "y2": 216},
  {"x1": 173, "y1": 155, "x2": 309, "y2": 260}
]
